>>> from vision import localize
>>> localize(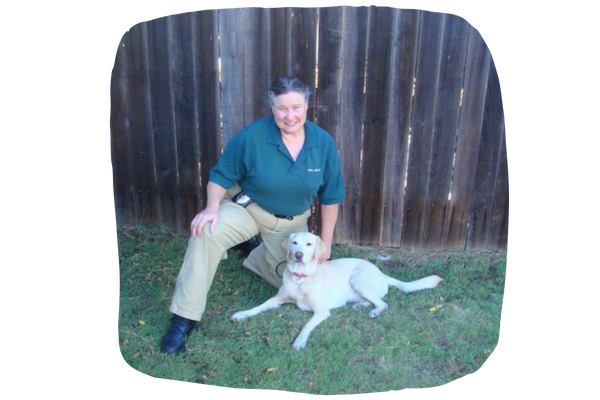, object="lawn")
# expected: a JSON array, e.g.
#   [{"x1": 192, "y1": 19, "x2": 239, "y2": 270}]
[{"x1": 117, "y1": 226, "x2": 506, "y2": 395}]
